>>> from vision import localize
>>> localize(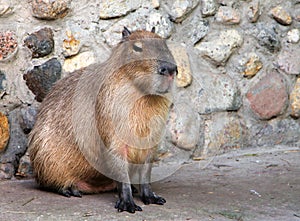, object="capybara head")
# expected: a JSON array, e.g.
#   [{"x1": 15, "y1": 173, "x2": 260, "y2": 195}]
[{"x1": 113, "y1": 27, "x2": 178, "y2": 95}]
